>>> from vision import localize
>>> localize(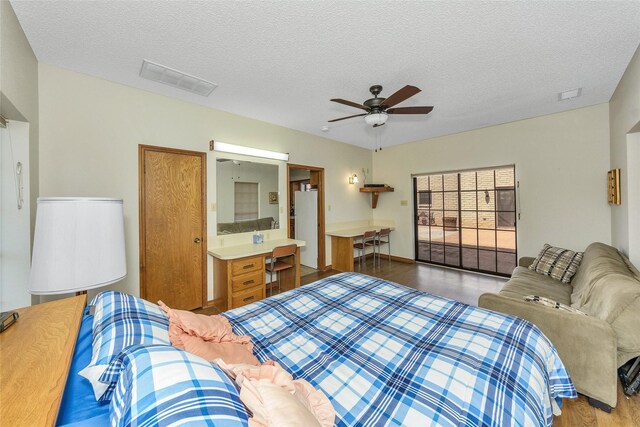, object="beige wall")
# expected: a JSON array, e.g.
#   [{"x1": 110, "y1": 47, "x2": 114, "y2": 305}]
[
  {"x1": 609, "y1": 44, "x2": 640, "y2": 260},
  {"x1": 38, "y1": 63, "x2": 373, "y2": 298},
  {"x1": 628, "y1": 132, "x2": 640, "y2": 266},
  {"x1": 372, "y1": 104, "x2": 612, "y2": 260}
]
